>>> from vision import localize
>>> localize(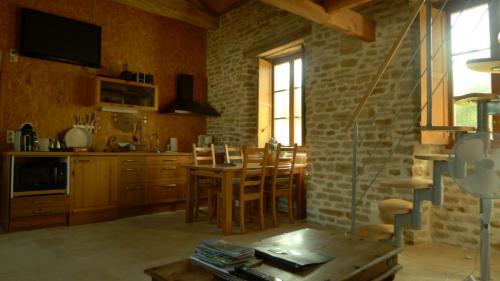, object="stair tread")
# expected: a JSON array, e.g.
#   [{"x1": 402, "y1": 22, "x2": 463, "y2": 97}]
[
  {"x1": 420, "y1": 125, "x2": 476, "y2": 132},
  {"x1": 351, "y1": 224, "x2": 394, "y2": 241},
  {"x1": 467, "y1": 57, "x2": 500, "y2": 73},
  {"x1": 379, "y1": 198, "x2": 413, "y2": 215},
  {"x1": 384, "y1": 177, "x2": 433, "y2": 189},
  {"x1": 414, "y1": 153, "x2": 449, "y2": 161},
  {"x1": 453, "y1": 93, "x2": 500, "y2": 105}
]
